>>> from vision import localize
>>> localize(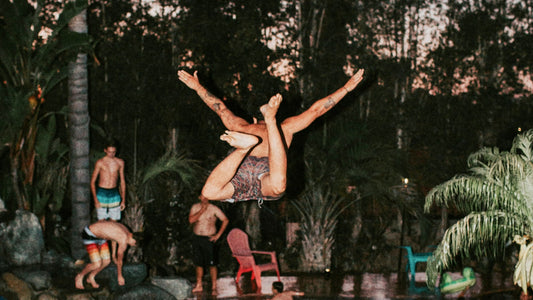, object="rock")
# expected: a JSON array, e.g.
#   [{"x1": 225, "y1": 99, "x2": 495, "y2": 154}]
[
  {"x1": 11, "y1": 268, "x2": 51, "y2": 291},
  {"x1": 150, "y1": 276, "x2": 192, "y2": 300},
  {"x1": 0, "y1": 272, "x2": 33, "y2": 300},
  {"x1": 63, "y1": 287, "x2": 110, "y2": 300},
  {"x1": 95, "y1": 263, "x2": 147, "y2": 292},
  {"x1": 114, "y1": 282, "x2": 176, "y2": 300},
  {"x1": 35, "y1": 290, "x2": 60, "y2": 300},
  {"x1": 0, "y1": 210, "x2": 44, "y2": 266}
]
